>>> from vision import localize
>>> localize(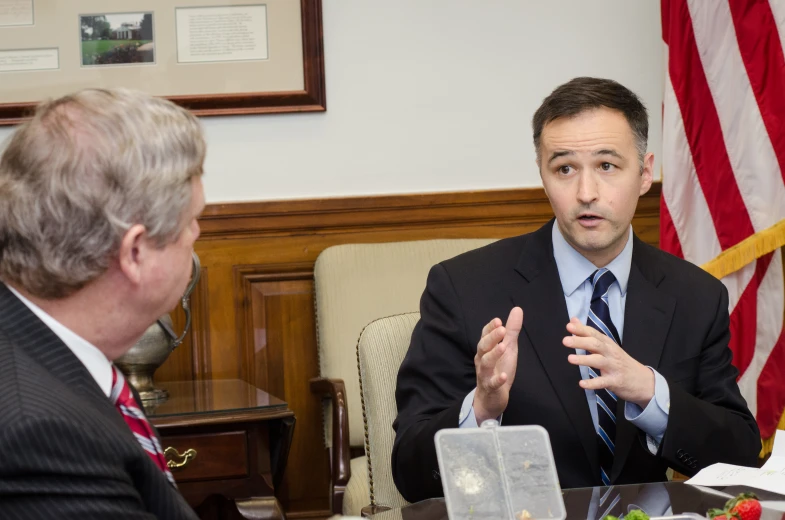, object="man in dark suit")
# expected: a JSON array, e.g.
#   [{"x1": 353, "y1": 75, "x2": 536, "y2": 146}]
[
  {"x1": 392, "y1": 77, "x2": 761, "y2": 503},
  {"x1": 0, "y1": 89, "x2": 204, "y2": 518}
]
